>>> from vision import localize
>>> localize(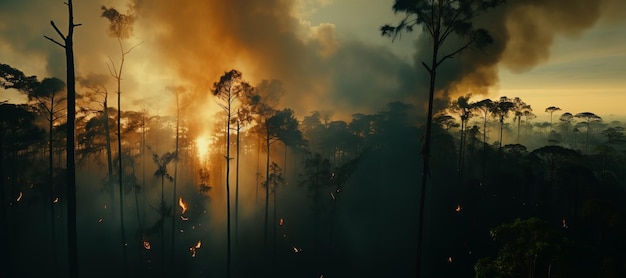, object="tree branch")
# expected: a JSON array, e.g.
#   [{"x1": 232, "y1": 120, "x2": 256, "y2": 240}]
[
  {"x1": 50, "y1": 20, "x2": 67, "y2": 41},
  {"x1": 44, "y1": 36, "x2": 66, "y2": 48},
  {"x1": 436, "y1": 39, "x2": 474, "y2": 67}
]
